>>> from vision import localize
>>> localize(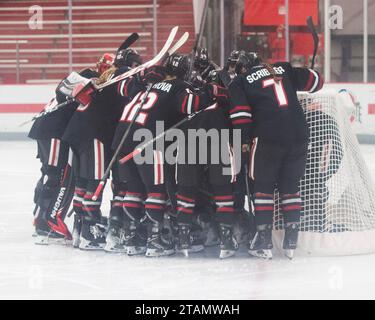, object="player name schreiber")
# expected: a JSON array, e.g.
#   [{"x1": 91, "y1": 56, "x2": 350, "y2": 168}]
[{"x1": 135, "y1": 304, "x2": 240, "y2": 317}]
